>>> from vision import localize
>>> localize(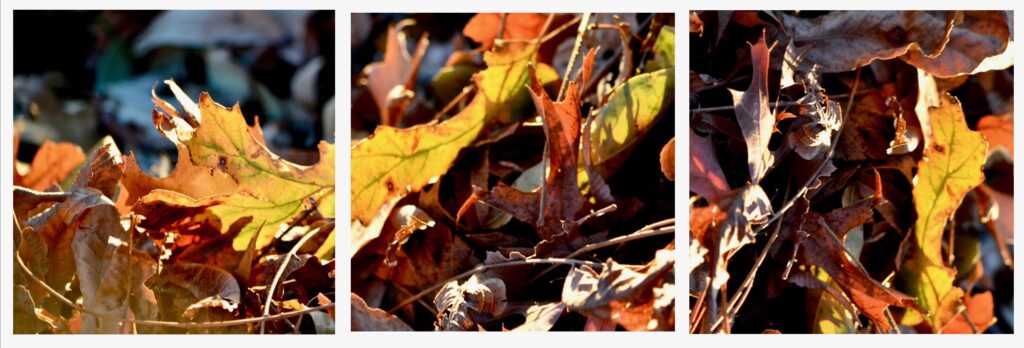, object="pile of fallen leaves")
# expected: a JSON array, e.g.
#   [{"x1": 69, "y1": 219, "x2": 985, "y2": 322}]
[
  {"x1": 689, "y1": 10, "x2": 1013, "y2": 334},
  {"x1": 351, "y1": 13, "x2": 675, "y2": 331},
  {"x1": 13, "y1": 81, "x2": 335, "y2": 334}
]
